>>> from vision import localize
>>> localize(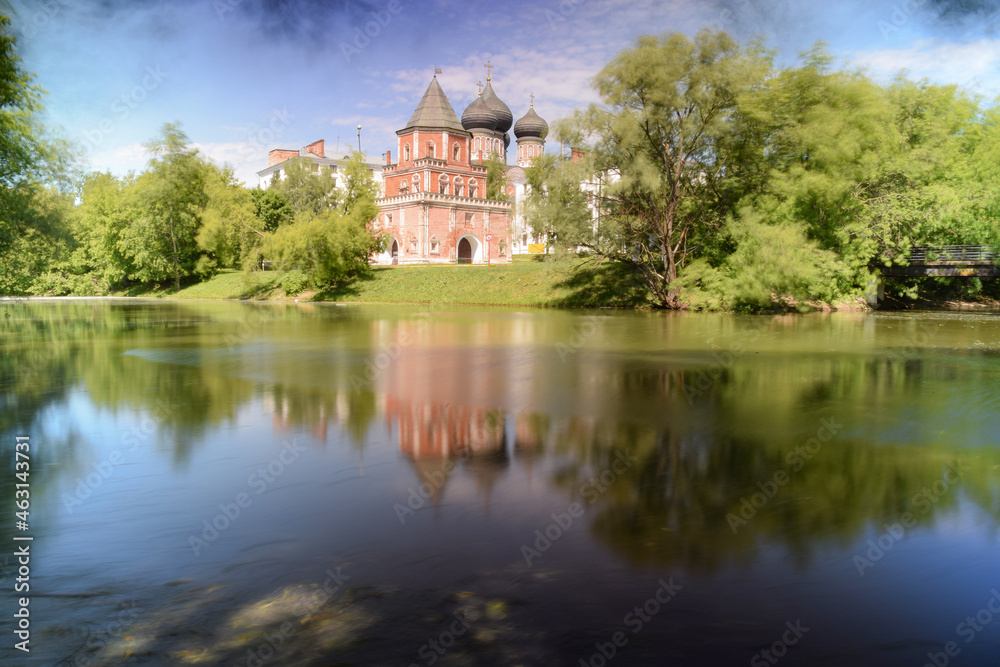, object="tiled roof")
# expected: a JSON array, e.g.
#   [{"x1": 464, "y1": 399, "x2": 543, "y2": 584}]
[{"x1": 403, "y1": 76, "x2": 466, "y2": 133}]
